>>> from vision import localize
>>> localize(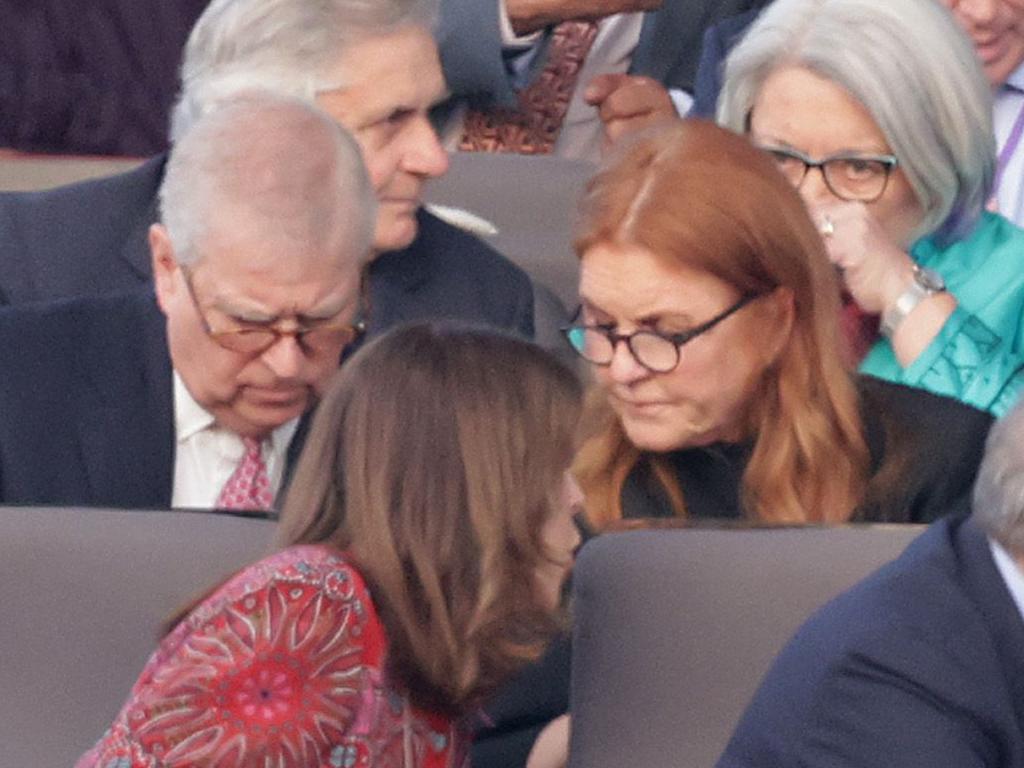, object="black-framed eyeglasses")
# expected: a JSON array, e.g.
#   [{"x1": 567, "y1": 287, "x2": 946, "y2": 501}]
[
  {"x1": 180, "y1": 266, "x2": 365, "y2": 356},
  {"x1": 562, "y1": 294, "x2": 759, "y2": 374},
  {"x1": 759, "y1": 145, "x2": 899, "y2": 203}
]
